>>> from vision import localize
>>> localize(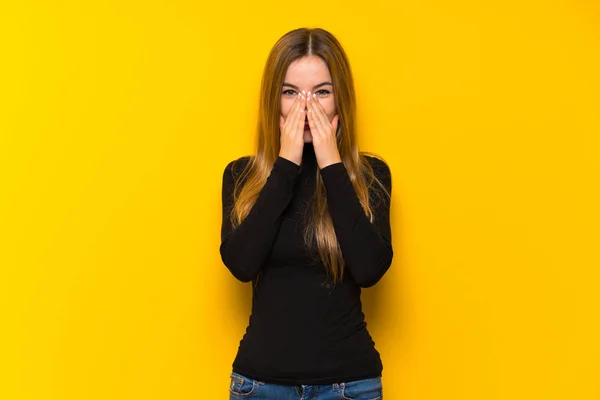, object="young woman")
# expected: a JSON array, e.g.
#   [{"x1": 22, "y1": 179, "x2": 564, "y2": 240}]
[{"x1": 220, "y1": 27, "x2": 393, "y2": 400}]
